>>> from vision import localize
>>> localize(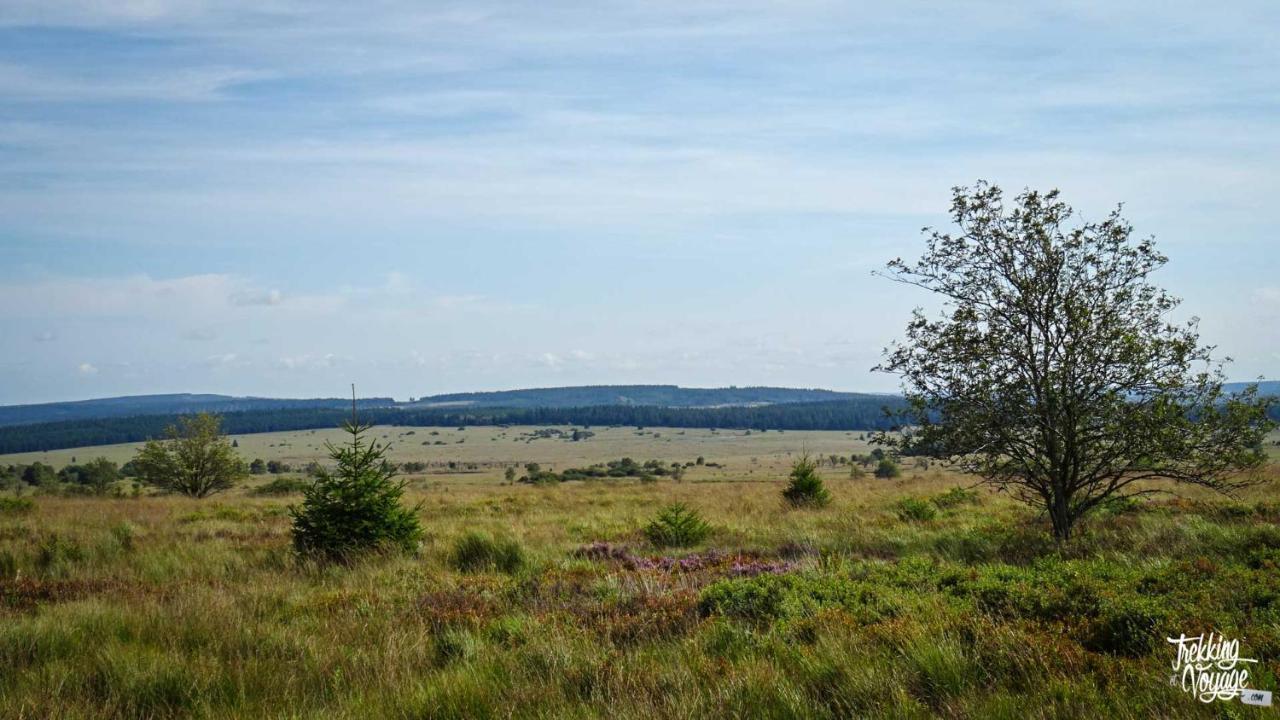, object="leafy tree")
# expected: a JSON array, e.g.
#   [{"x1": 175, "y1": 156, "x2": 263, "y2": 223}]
[
  {"x1": 21, "y1": 462, "x2": 56, "y2": 487},
  {"x1": 782, "y1": 454, "x2": 831, "y2": 508},
  {"x1": 131, "y1": 413, "x2": 245, "y2": 498},
  {"x1": 877, "y1": 182, "x2": 1274, "y2": 540},
  {"x1": 80, "y1": 457, "x2": 120, "y2": 495},
  {"x1": 249, "y1": 458, "x2": 267, "y2": 475},
  {"x1": 290, "y1": 404, "x2": 422, "y2": 562},
  {"x1": 503, "y1": 466, "x2": 517, "y2": 483}
]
